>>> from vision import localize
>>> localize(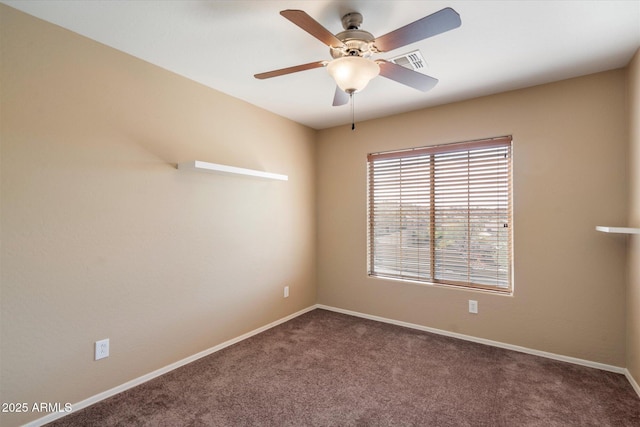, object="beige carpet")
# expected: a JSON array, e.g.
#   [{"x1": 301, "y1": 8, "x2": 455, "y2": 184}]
[{"x1": 48, "y1": 309, "x2": 640, "y2": 426}]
